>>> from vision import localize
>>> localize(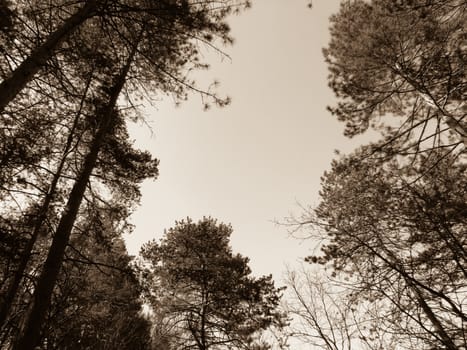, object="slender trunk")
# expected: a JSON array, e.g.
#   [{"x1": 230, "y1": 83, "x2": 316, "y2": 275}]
[
  {"x1": 369, "y1": 230, "x2": 467, "y2": 321},
  {"x1": 348, "y1": 231, "x2": 463, "y2": 348},
  {"x1": 11, "y1": 46, "x2": 136, "y2": 350},
  {"x1": 0, "y1": 74, "x2": 93, "y2": 331},
  {"x1": 0, "y1": 166, "x2": 61, "y2": 329},
  {"x1": 12, "y1": 108, "x2": 110, "y2": 350},
  {"x1": 374, "y1": 238, "x2": 459, "y2": 350},
  {"x1": 406, "y1": 279, "x2": 458, "y2": 350},
  {"x1": 398, "y1": 69, "x2": 467, "y2": 147},
  {"x1": 0, "y1": 0, "x2": 98, "y2": 113},
  {"x1": 188, "y1": 315, "x2": 205, "y2": 350},
  {"x1": 200, "y1": 291, "x2": 207, "y2": 350}
]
